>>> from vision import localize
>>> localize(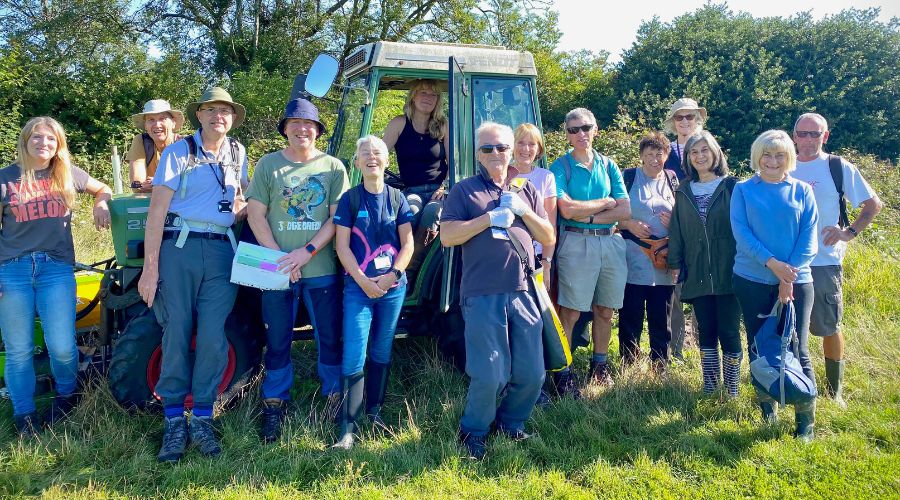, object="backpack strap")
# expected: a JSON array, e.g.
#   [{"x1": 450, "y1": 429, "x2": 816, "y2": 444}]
[
  {"x1": 828, "y1": 154, "x2": 850, "y2": 228},
  {"x1": 347, "y1": 184, "x2": 363, "y2": 227},
  {"x1": 141, "y1": 132, "x2": 156, "y2": 163},
  {"x1": 664, "y1": 169, "x2": 679, "y2": 197},
  {"x1": 623, "y1": 167, "x2": 637, "y2": 194},
  {"x1": 386, "y1": 185, "x2": 403, "y2": 217}
]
